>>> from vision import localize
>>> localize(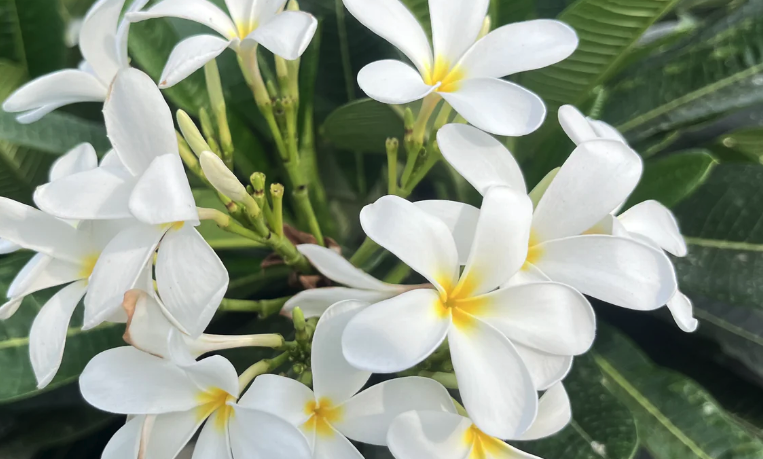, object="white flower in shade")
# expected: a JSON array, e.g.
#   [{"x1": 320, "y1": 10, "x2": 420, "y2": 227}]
[
  {"x1": 341, "y1": 0, "x2": 578, "y2": 136},
  {"x1": 80, "y1": 346, "x2": 312, "y2": 459},
  {"x1": 558, "y1": 105, "x2": 697, "y2": 332},
  {"x1": 388, "y1": 383, "x2": 572, "y2": 459},
  {"x1": 2, "y1": 0, "x2": 147, "y2": 123},
  {"x1": 243, "y1": 300, "x2": 457, "y2": 458},
  {"x1": 341, "y1": 188, "x2": 595, "y2": 439},
  {"x1": 438, "y1": 124, "x2": 678, "y2": 313},
  {"x1": 126, "y1": 0, "x2": 317, "y2": 88},
  {"x1": 34, "y1": 68, "x2": 228, "y2": 337}
]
